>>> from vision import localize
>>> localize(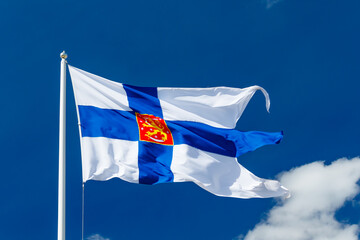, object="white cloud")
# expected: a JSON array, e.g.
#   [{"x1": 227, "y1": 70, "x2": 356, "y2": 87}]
[
  {"x1": 87, "y1": 234, "x2": 110, "y2": 240},
  {"x1": 266, "y1": 0, "x2": 283, "y2": 8},
  {"x1": 240, "y1": 157, "x2": 360, "y2": 240}
]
